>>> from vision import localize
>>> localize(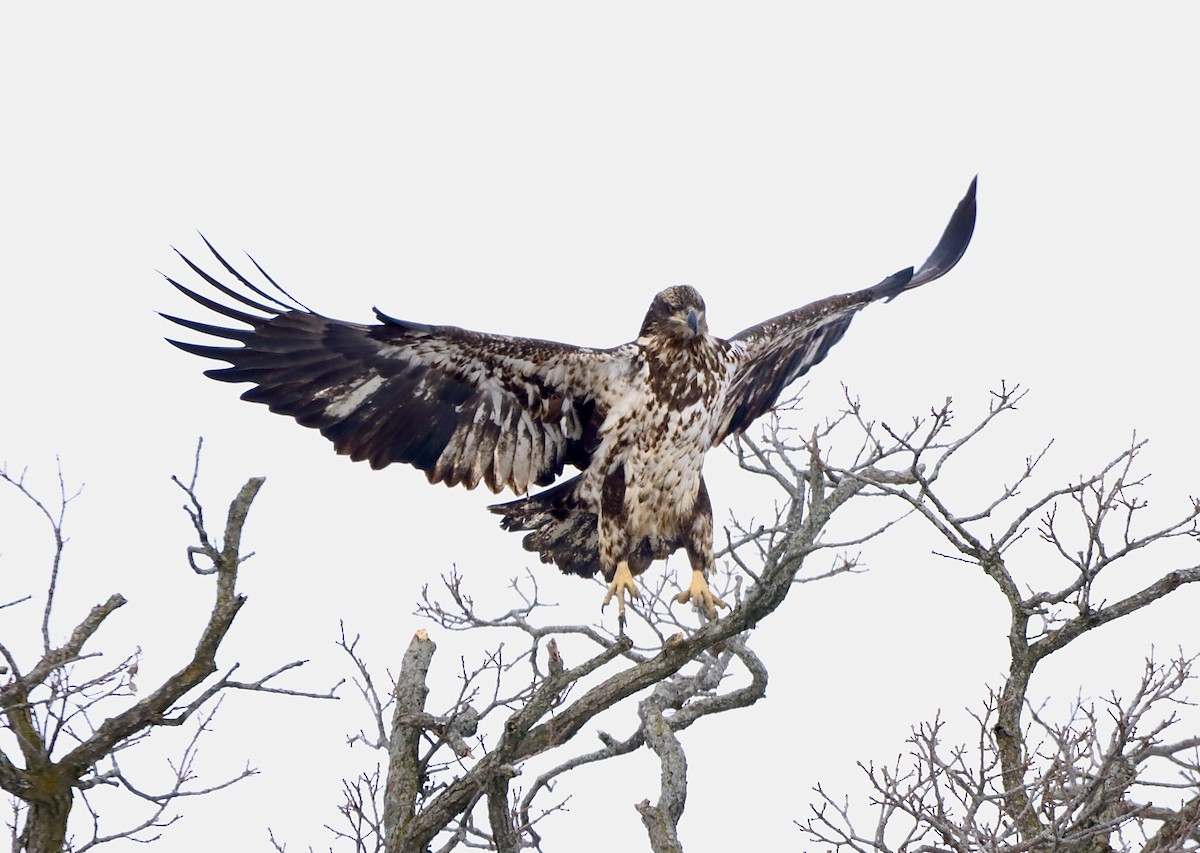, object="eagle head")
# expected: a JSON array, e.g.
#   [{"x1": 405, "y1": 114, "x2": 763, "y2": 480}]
[{"x1": 639, "y1": 285, "x2": 708, "y2": 341}]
